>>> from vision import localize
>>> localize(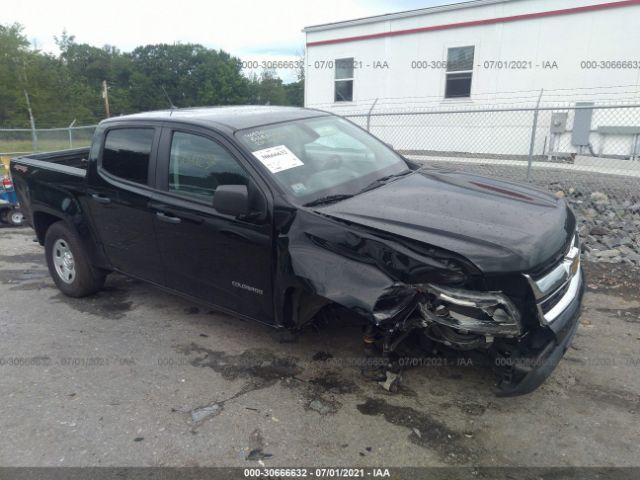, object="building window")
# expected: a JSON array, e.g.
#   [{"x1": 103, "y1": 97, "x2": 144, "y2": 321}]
[
  {"x1": 335, "y1": 58, "x2": 354, "y2": 102},
  {"x1": 445, "y1": 46, "x2": 474, "y2": 98}
]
